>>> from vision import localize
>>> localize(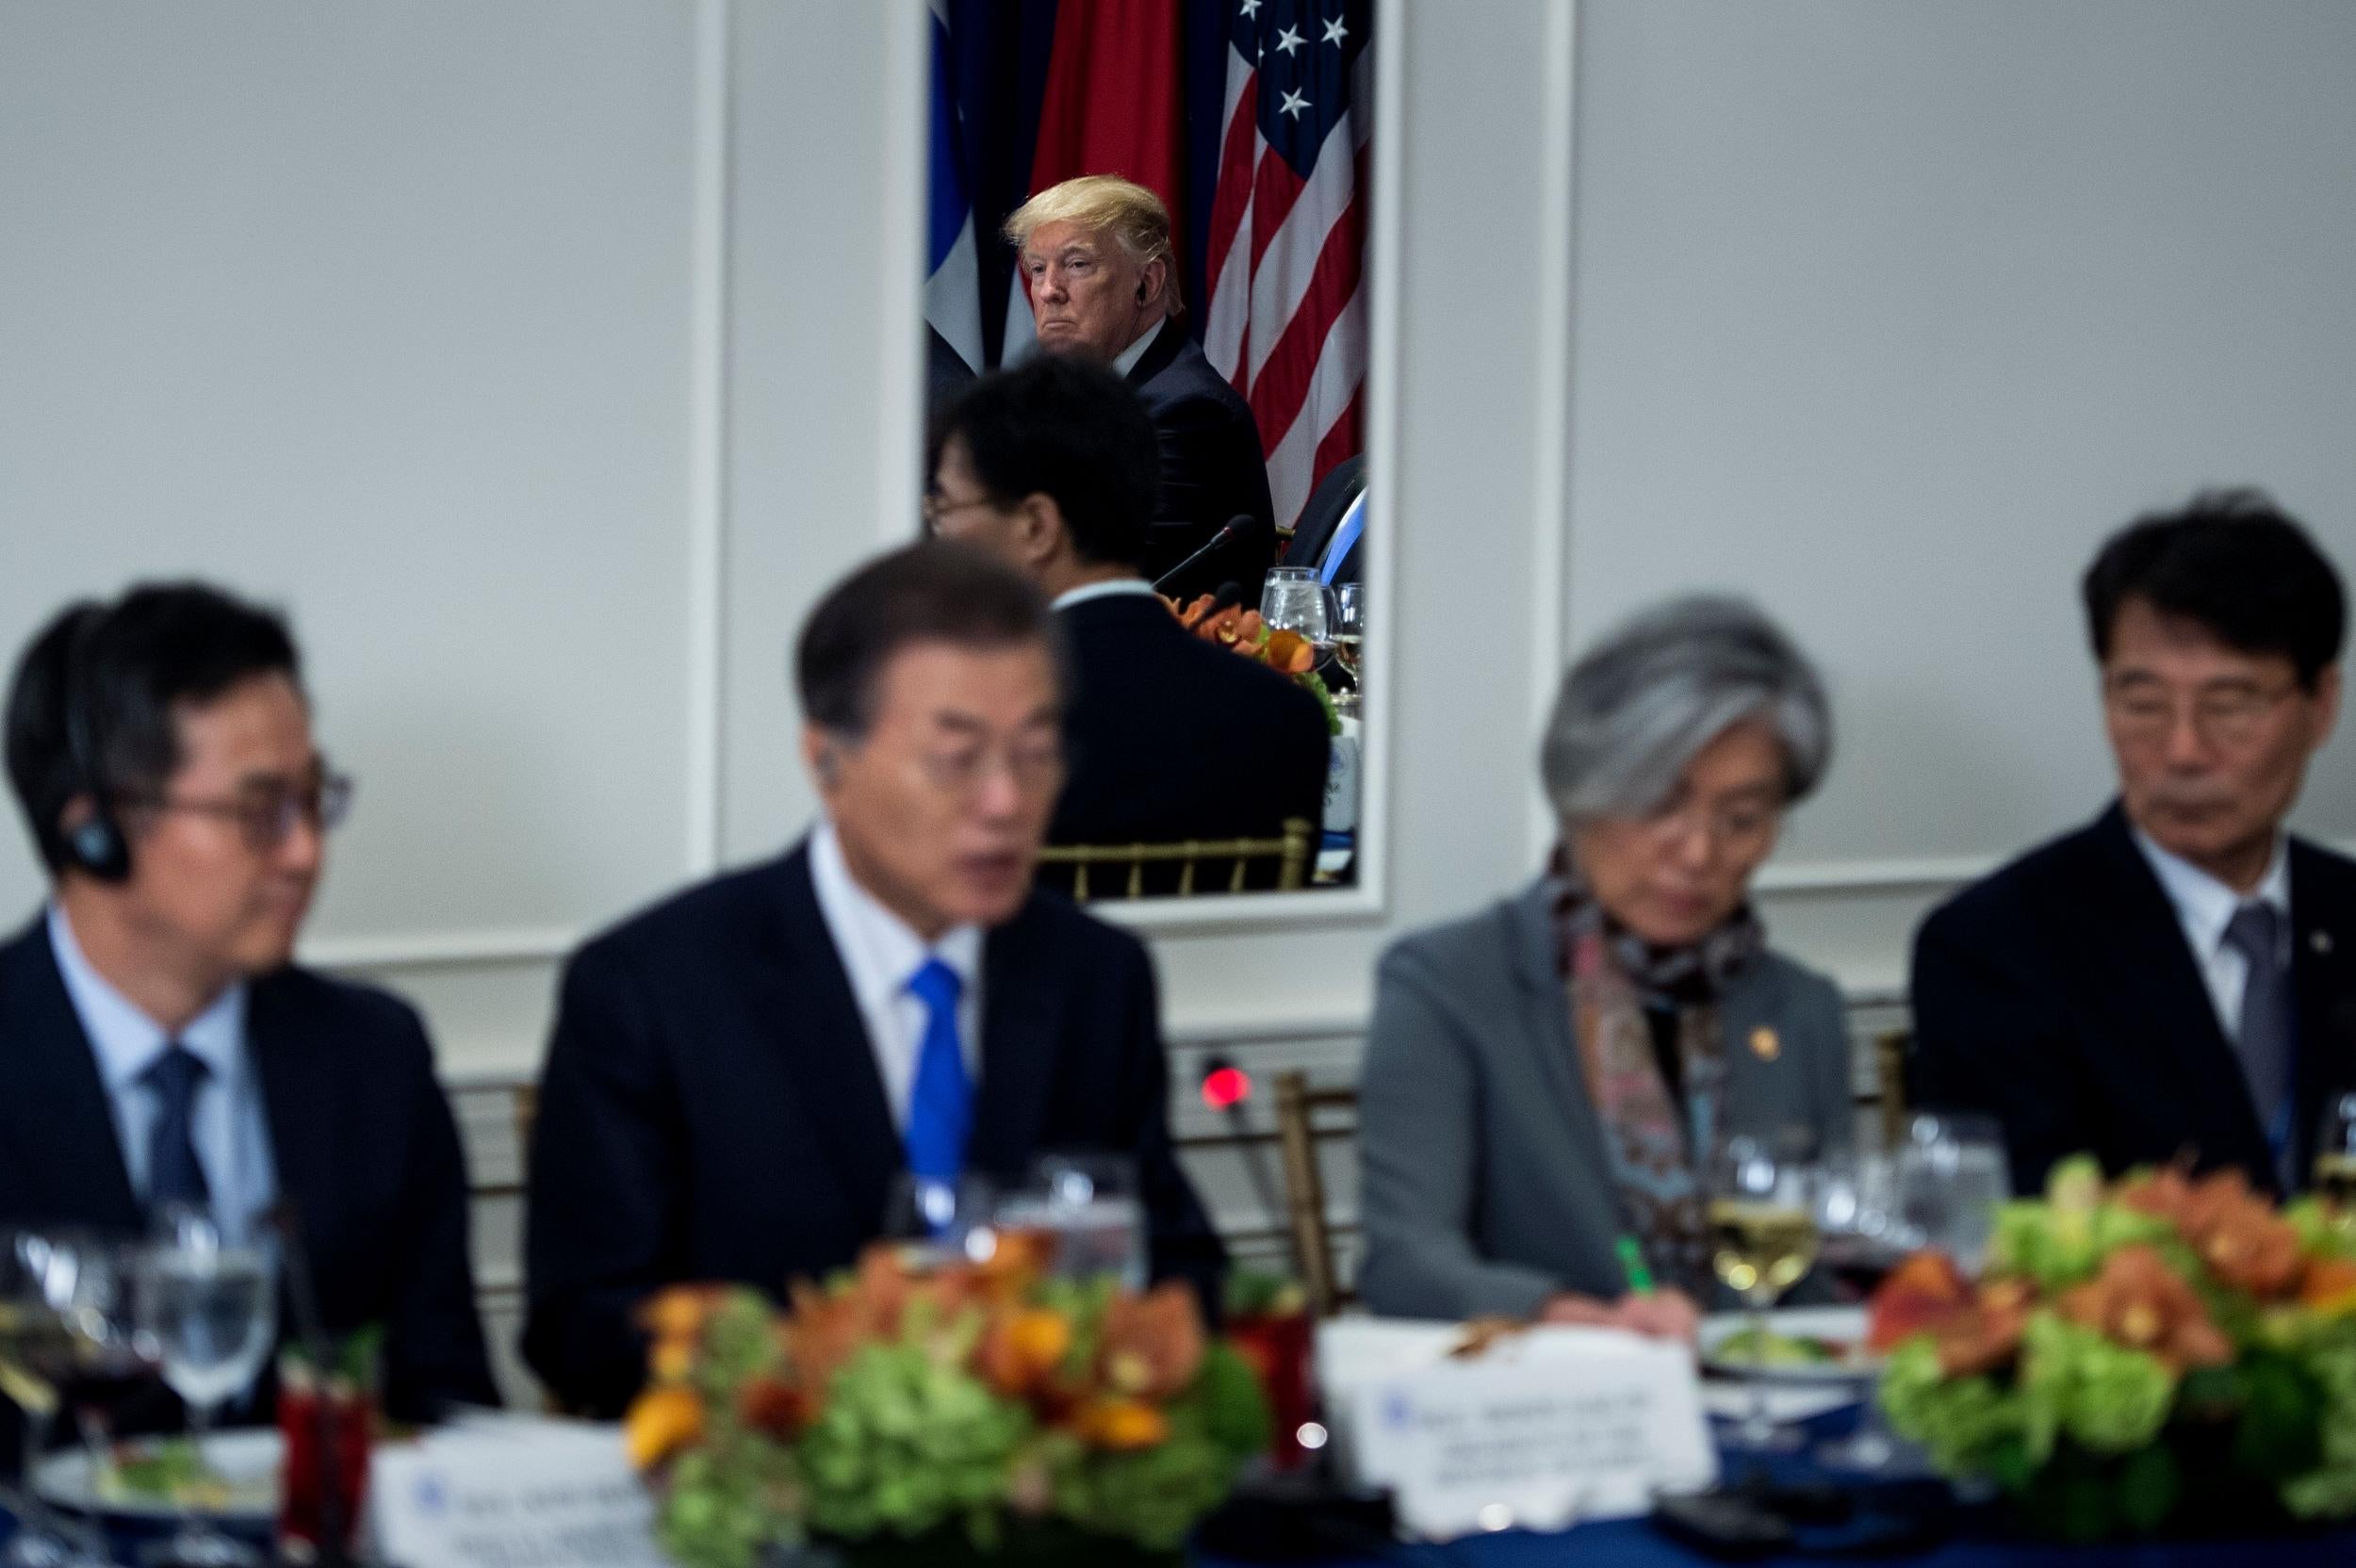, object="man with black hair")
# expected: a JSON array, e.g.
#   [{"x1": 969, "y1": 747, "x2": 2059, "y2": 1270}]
[
  {"x1": 0, "y1": 583, "x2": 499, "y2": 1426},
  {"x1": 1912, "y1": 491, "x2": 2356, "y2": 1196},
  {"x1": 522, "y1": 542, "x2": 1222, "y2": 1417},
  {"x1": 926, "y1": 355, "x2": 1330, "y2": 877}
]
